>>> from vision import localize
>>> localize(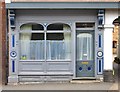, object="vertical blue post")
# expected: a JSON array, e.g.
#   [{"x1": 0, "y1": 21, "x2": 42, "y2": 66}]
[
  {"x1": 97, "y1": 58, "x2": 103, "y2": 74},
  {"x1": 12, "y1": 60, "x2": 15, "y2": 72},
  {"x1": 98, "y1": 35, "x2": 102, "y2": 48},
  {"x1": 12, "y1": 35, "x2": 15, "y2": 47},
  {"x1": 99, "y1": 59, "x2": 101, "y2": 73}
]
